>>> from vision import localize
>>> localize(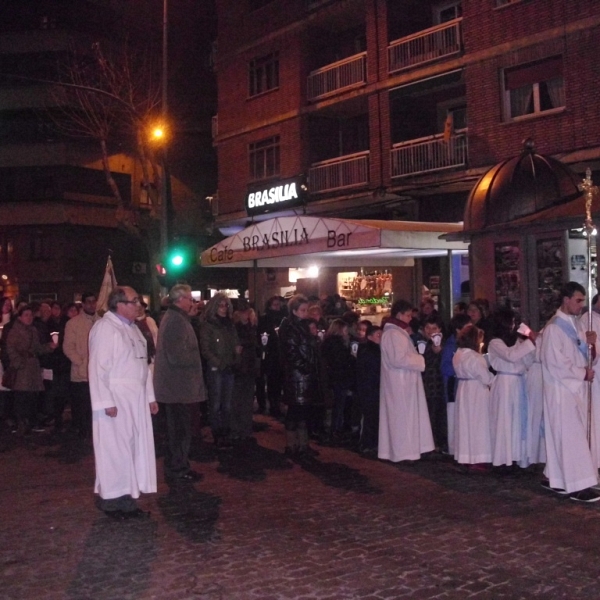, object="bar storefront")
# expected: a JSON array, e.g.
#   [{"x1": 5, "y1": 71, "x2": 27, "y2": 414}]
[{"x1": 201, "y1": 215, "x2": 469, "y2": 322}]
